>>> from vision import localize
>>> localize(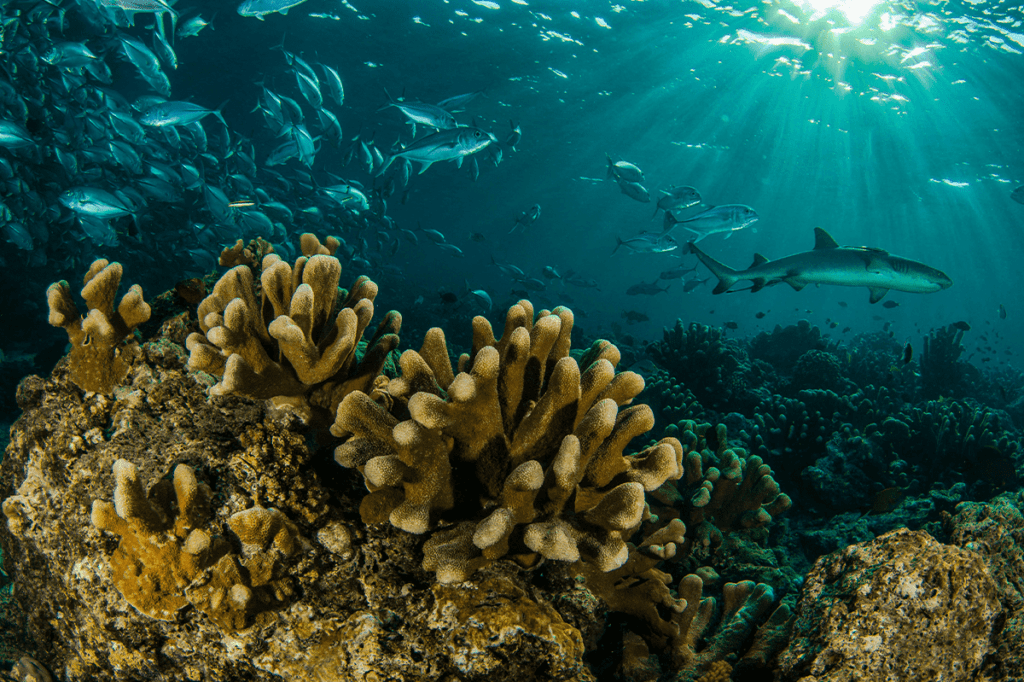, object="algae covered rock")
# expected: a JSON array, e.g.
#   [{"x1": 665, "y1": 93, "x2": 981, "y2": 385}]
[
  {"x1": 776, "y1": 527, "x2": 1001, "y2": 682},
  {"x1": 0, "y1": 327, "x2": 596, "y2": 681}
]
